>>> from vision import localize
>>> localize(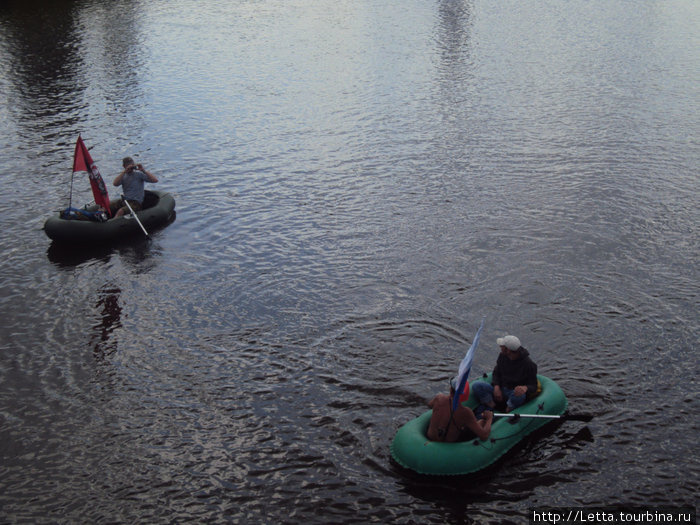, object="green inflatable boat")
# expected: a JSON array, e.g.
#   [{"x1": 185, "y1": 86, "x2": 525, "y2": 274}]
[
  {"x1": 391, "y1": 374, "x2": 568, "y2": 475},
  {"x1": 44, "y1": 190, "x2": 175, "y2": 244}
]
